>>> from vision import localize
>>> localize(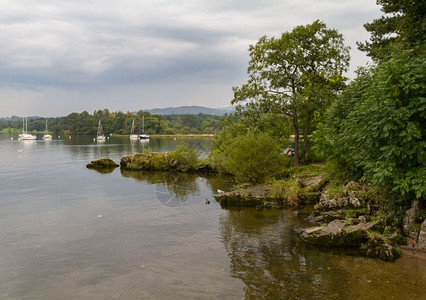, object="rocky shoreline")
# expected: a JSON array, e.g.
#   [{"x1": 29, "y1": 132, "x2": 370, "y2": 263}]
[{"x1": 215, "y1": 175, "x2": 425, "y2": 262}]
